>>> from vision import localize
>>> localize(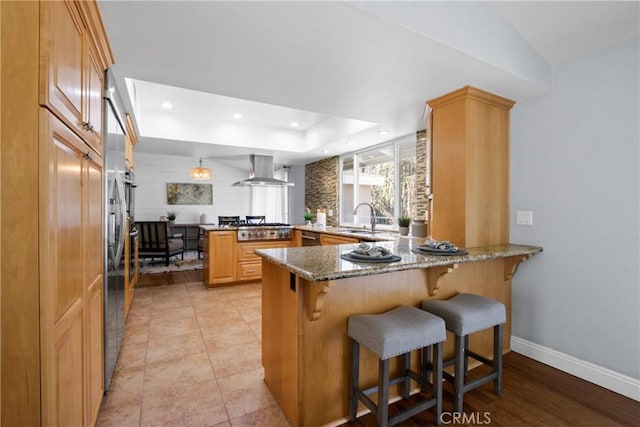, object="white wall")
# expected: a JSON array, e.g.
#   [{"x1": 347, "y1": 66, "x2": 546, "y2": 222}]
[
  {"x1": 510, "y1": 37, "x2": 639, "y2": 381},
  {"x1": 133, "y1": 153, "x2": 251, "y2": 223},
  {"x1": 134, "y1": 153, "x2": 307, "y2": 224}
]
